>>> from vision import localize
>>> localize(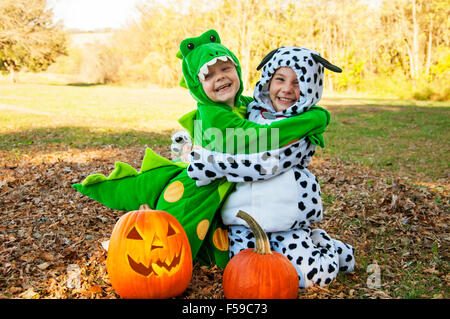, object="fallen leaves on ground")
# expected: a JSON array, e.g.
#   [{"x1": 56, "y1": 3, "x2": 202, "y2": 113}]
[{"x1": 0, "y1": 145, "x2": 448, "y2": 299}]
